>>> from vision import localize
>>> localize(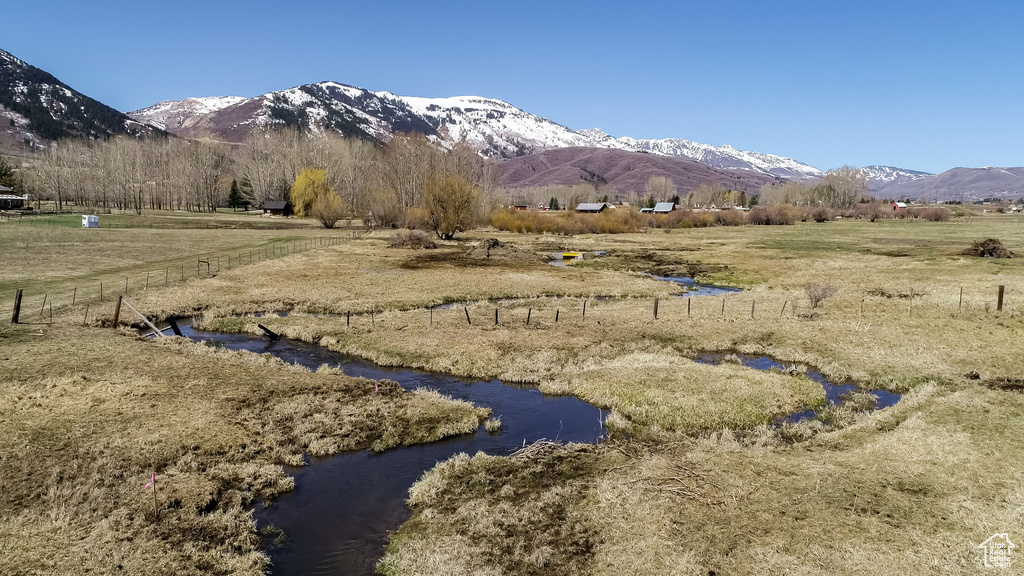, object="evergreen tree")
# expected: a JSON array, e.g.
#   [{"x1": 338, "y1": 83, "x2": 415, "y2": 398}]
[
  {"x1": 228, "y1": 179, "x2": 242, "y2": 211},
  {"x1": 0, "y1": 156, "x2": 15, "y2": 189},
  {"x1": 548, "y1": 197, "x2": 559, "y2": 211}
]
